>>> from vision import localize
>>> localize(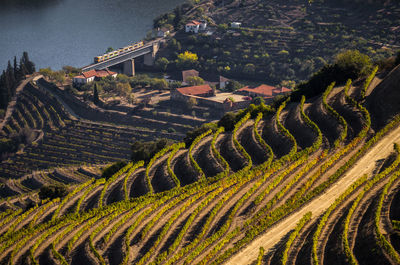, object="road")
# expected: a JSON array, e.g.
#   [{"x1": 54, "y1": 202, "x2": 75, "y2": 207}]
[{"x1": 226, "y1": 123, "x2": 400, "y2": 264}]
